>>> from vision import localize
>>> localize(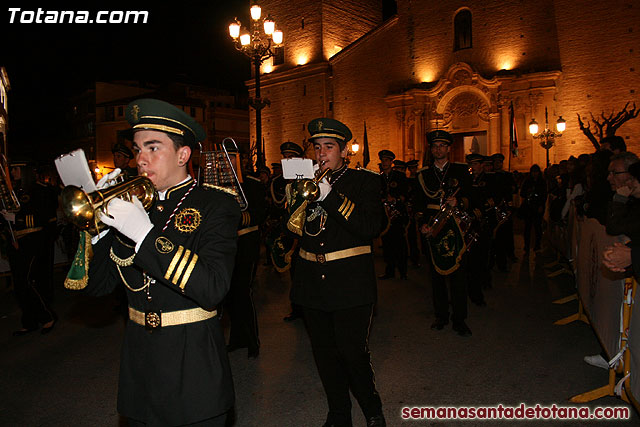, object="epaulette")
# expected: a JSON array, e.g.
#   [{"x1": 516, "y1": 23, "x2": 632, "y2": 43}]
[
  {"x1": 358, "y1": 167, "x2": 380, "y2": 175},
  {"x1": 246, "y1": 175, "x2": 261, "y2": 182},
  {"x1": 202, "y1": 183, "x2": 239, "y2": 197}
]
